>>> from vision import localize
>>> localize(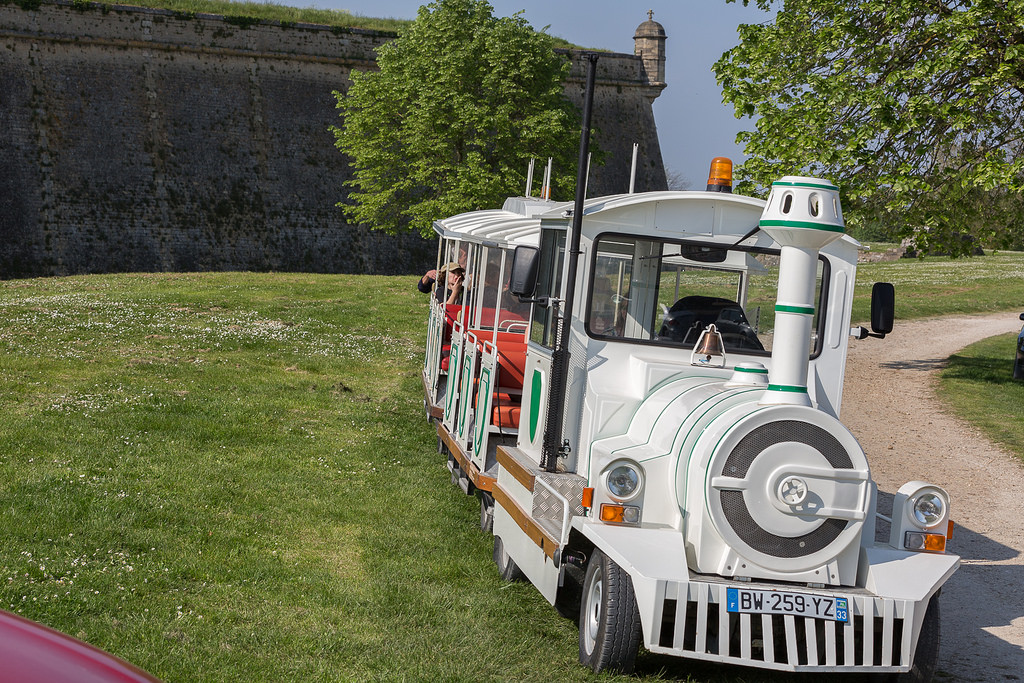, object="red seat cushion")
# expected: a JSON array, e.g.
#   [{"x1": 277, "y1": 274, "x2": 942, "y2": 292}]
[{"x1": 492, "y1": 396, "x2": 521, "y2": 429}]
